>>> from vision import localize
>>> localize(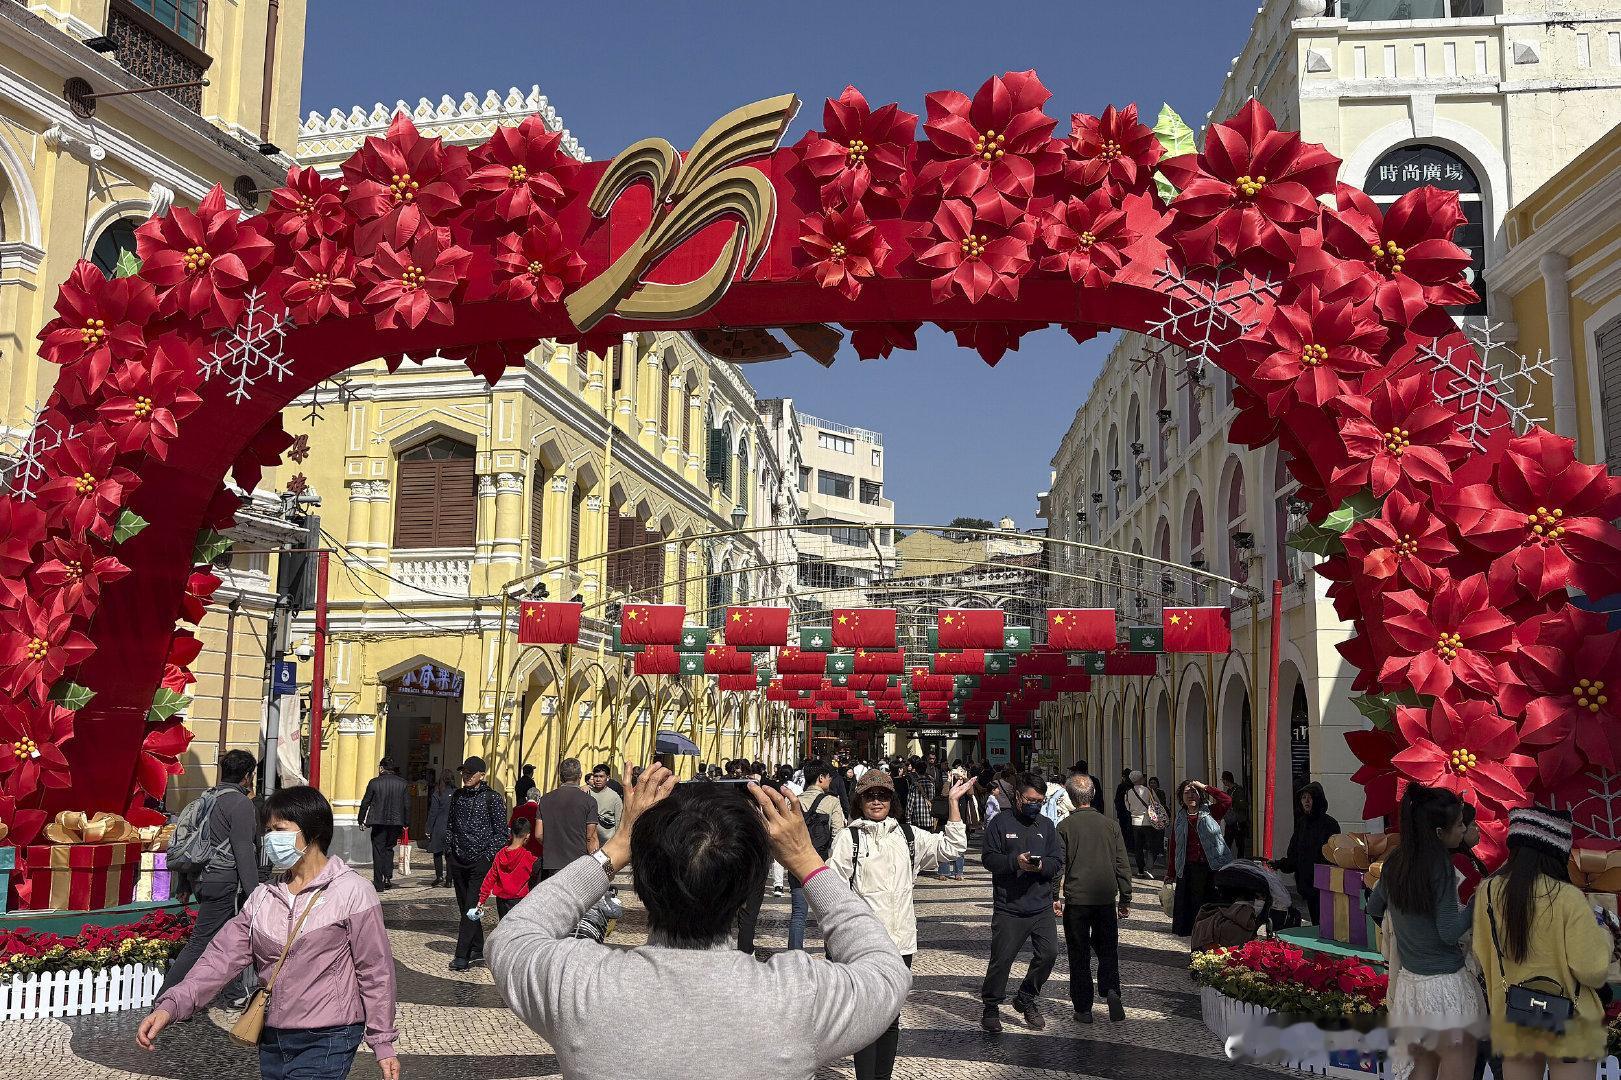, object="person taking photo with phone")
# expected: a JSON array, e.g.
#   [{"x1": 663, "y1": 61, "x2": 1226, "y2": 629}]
[{"x1": 979, "y1": 771, "x2": 1064, "y2": 1034}]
